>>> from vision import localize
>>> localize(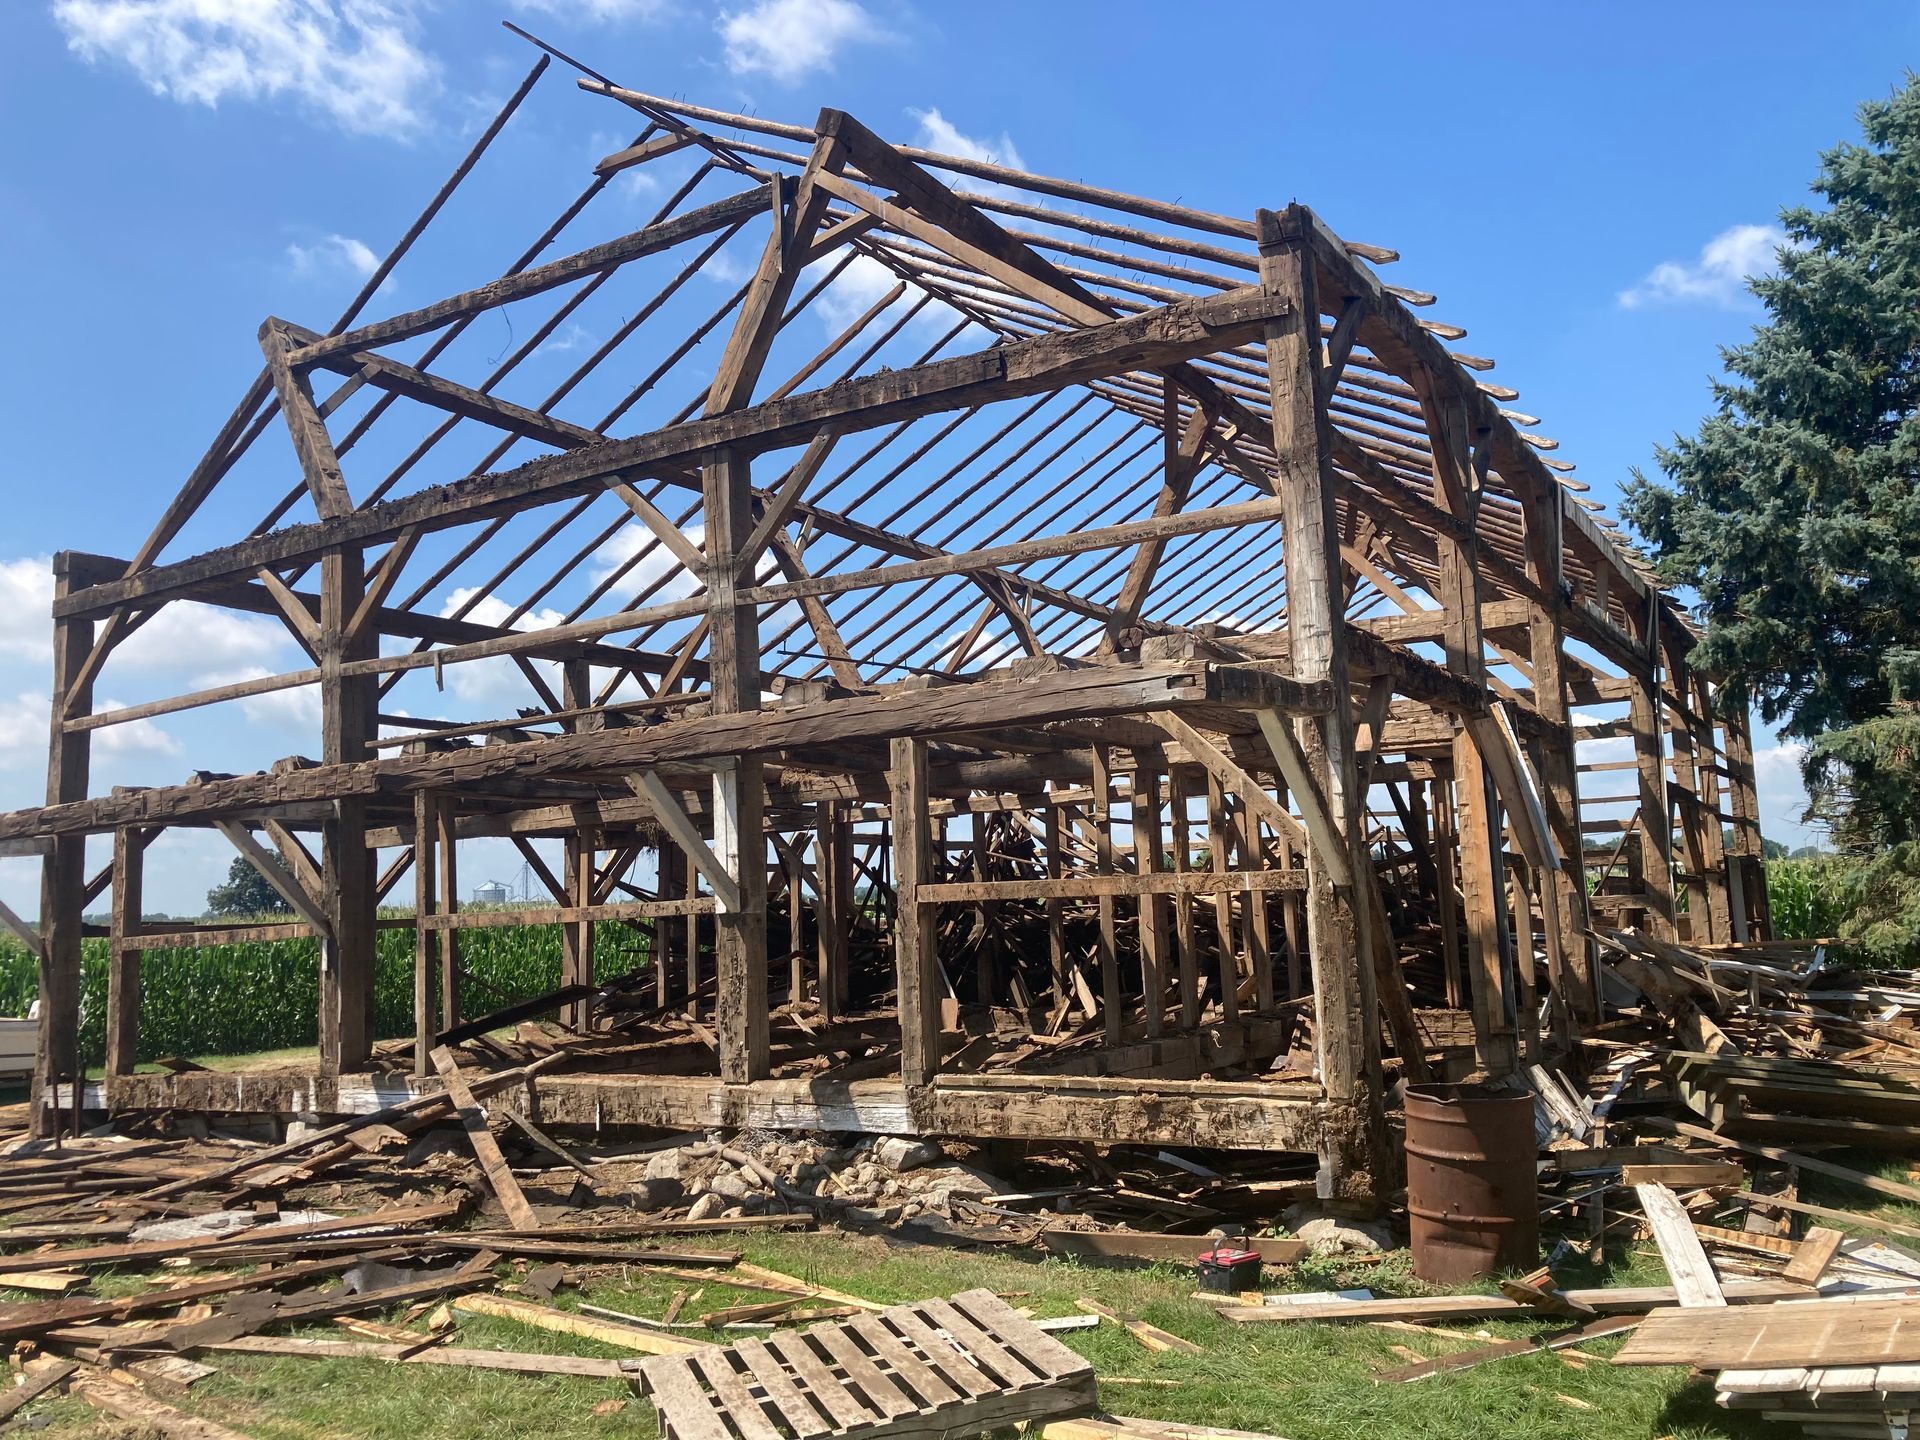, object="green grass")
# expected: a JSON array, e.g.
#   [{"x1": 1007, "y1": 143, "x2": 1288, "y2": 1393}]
[{"x1": 1, "y1": 1228, "x2": 1778, "y2": 1440}]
